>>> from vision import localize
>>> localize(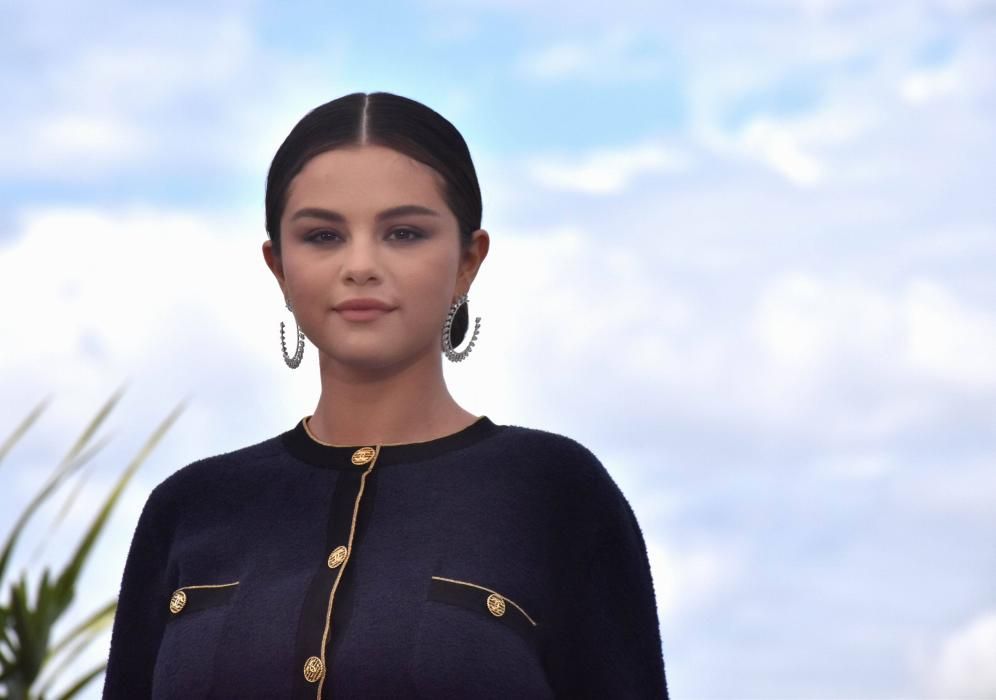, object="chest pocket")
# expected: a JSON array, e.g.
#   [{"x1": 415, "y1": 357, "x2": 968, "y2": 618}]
[
  {"x1": 410, "y1": 575, "x2": 553, "y2": 700},
  {"x1": 166, "y1": 581, "x2": 240, "y2": 618},
  {"x1": 152, "y1": 581, "x2": 240, "y2": 700}
]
